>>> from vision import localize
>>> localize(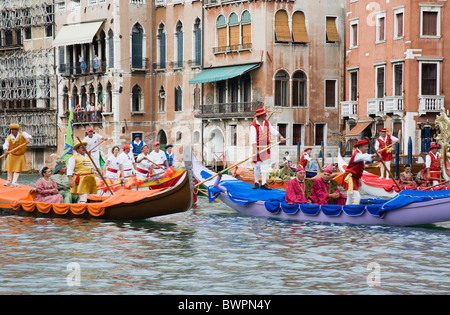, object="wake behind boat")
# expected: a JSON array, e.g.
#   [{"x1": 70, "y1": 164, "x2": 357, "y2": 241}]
[{"x1": 192, "y1": 150, "x2": 450, "y2": 226}]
